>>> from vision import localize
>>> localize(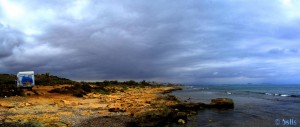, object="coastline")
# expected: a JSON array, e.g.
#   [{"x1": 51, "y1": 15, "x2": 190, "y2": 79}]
[{"x1": 0, "y1": 85, "x2": 184, "y2": 127}]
